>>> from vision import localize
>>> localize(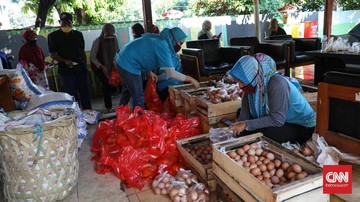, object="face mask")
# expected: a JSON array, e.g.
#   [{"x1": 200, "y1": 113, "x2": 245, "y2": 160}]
[
  {"x1": 173, "y1": 43, "x2": 181, "y2": 53},
  {"x1": 241, "y1": 83, "x2": 256, "y2": 94},
  {"x1": 61, "y1": 27, "x2": 72, "y2": 33},
  {"x1": 27, "y1": 39, "x2": 37, "y2": 46}
]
